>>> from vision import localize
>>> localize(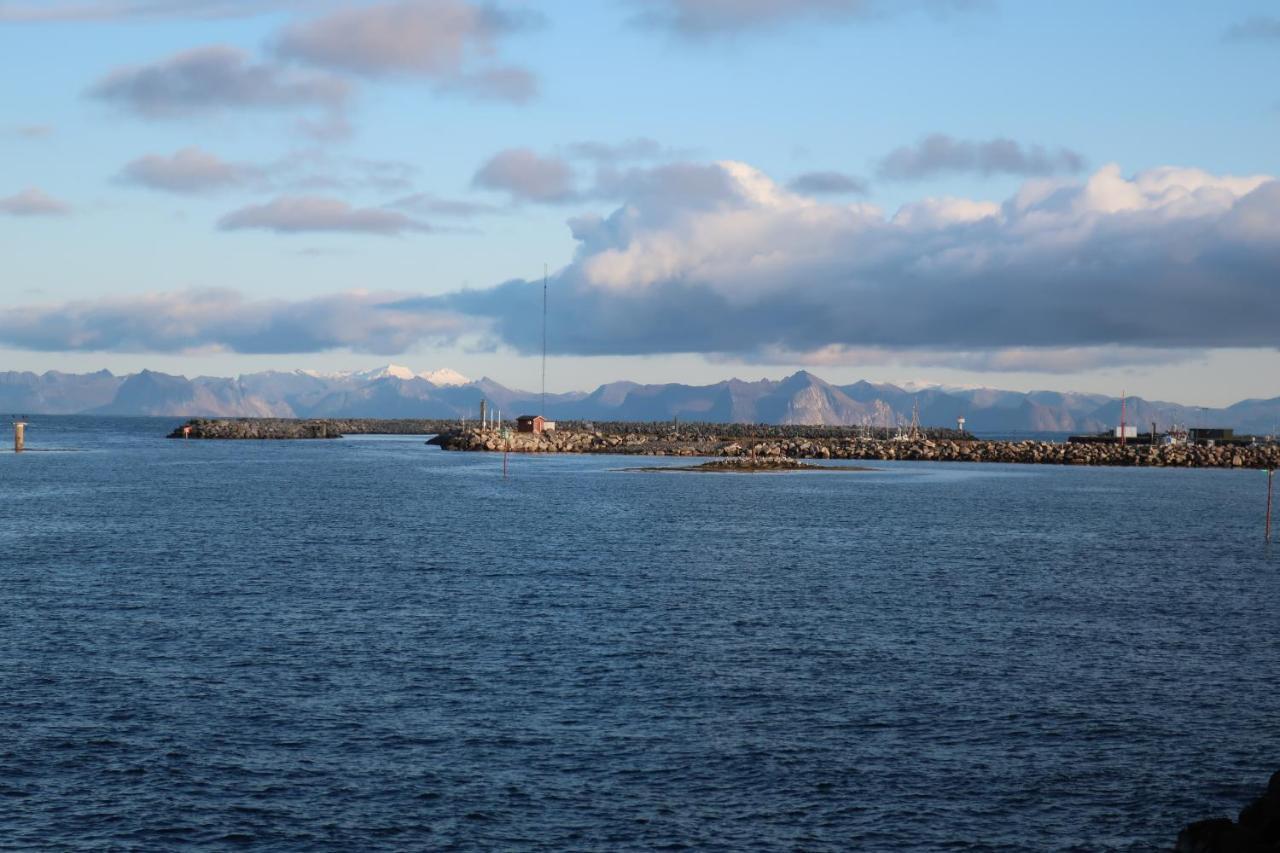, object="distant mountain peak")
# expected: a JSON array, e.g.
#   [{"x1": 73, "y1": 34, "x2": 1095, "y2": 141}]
[
  {"x1": 296, "y1": 364, "x2": 470, "y2": 386},
  {"x1": 419, "y1": 367, "x2": 470, "y2": 387},
  {"x1": 359, "y1": 364, "x2": 417, "y2": 381}
]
